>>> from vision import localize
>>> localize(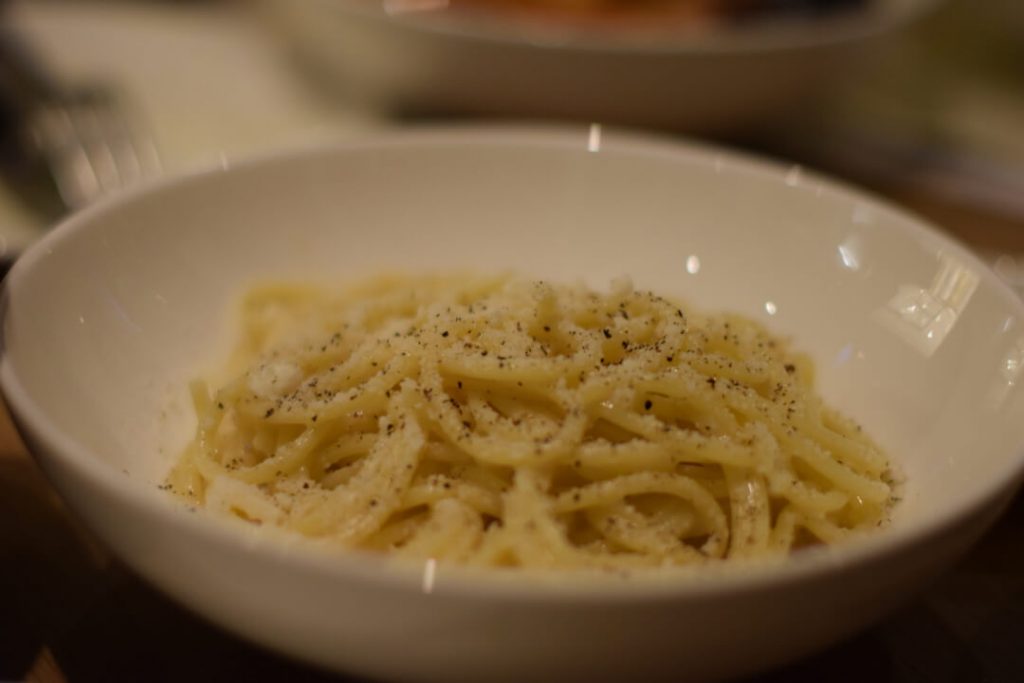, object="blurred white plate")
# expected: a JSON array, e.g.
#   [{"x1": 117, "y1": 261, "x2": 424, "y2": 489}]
[{"x1": 264, "y1": 0, "x2": 941, "y2": 130}]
